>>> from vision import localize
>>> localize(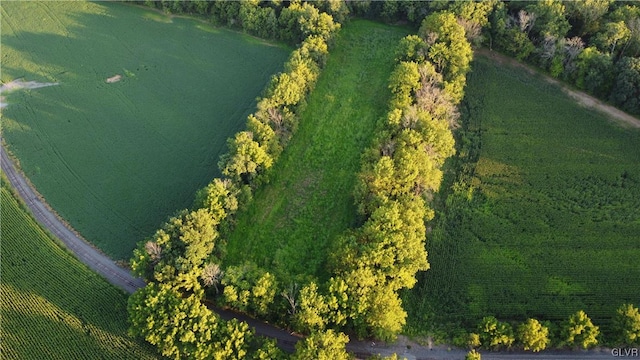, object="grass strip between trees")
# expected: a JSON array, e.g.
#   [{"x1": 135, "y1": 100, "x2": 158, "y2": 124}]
[{"x1": 225, "y1": 20, "x2": 410, "y2": 283}]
